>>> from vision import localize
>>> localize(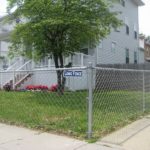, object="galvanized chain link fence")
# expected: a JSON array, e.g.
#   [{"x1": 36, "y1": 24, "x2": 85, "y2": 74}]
[
  {"x1": 0, "y1": 65, "x2": 150, "y2": 141},
  {"x1": 0, "y1": 67, "x2": 88, "y2": 138}
]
